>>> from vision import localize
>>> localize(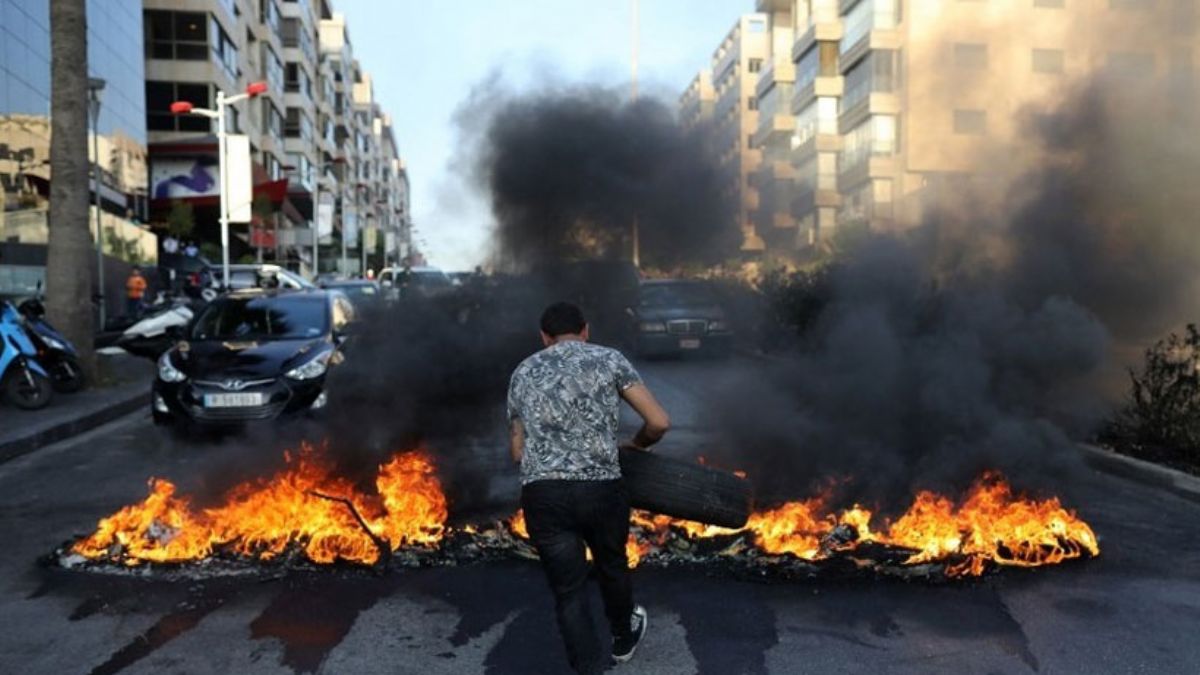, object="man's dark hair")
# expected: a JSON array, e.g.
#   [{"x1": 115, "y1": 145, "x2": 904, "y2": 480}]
[{"x1": 540, "y1": 302, "x2": 587, "y2": 337}]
